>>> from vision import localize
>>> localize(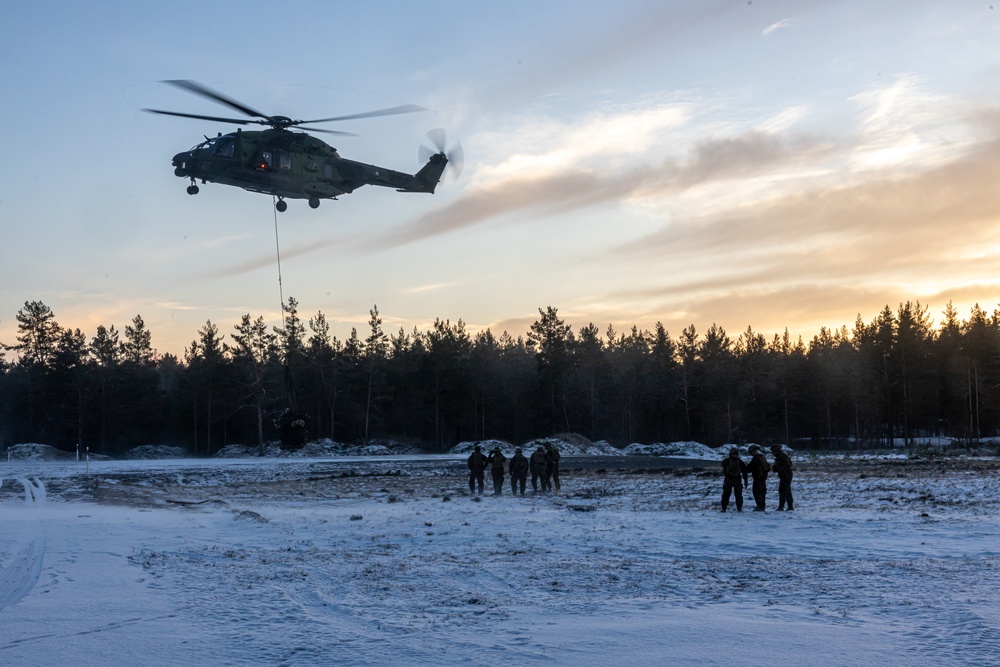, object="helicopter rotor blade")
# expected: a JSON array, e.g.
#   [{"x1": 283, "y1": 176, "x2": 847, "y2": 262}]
[
  {"x1": 449, "y1": 141, "x2": 465, "y2": 180},
  {"x1": 164, "y1": 79, "x2": 270, "y2": 120},
  {"x1": 142, "y1": 108, "x2": 261, "y2": 125},
  {"x1": 426, "y1": 128, "x2": 447, "y2": 153},
  {"x1": 300, "y1": 104, "x2": 426, "y2": 125},
  {"x1": 295, "y1": 126, "x2": 359, "y2": 137}
]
